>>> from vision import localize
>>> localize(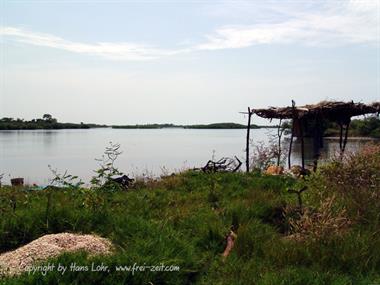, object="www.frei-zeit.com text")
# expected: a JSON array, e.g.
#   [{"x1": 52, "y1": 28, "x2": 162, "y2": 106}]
[{"x1": 25, "y1": 263, "x2": 180, "y2": 276}]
